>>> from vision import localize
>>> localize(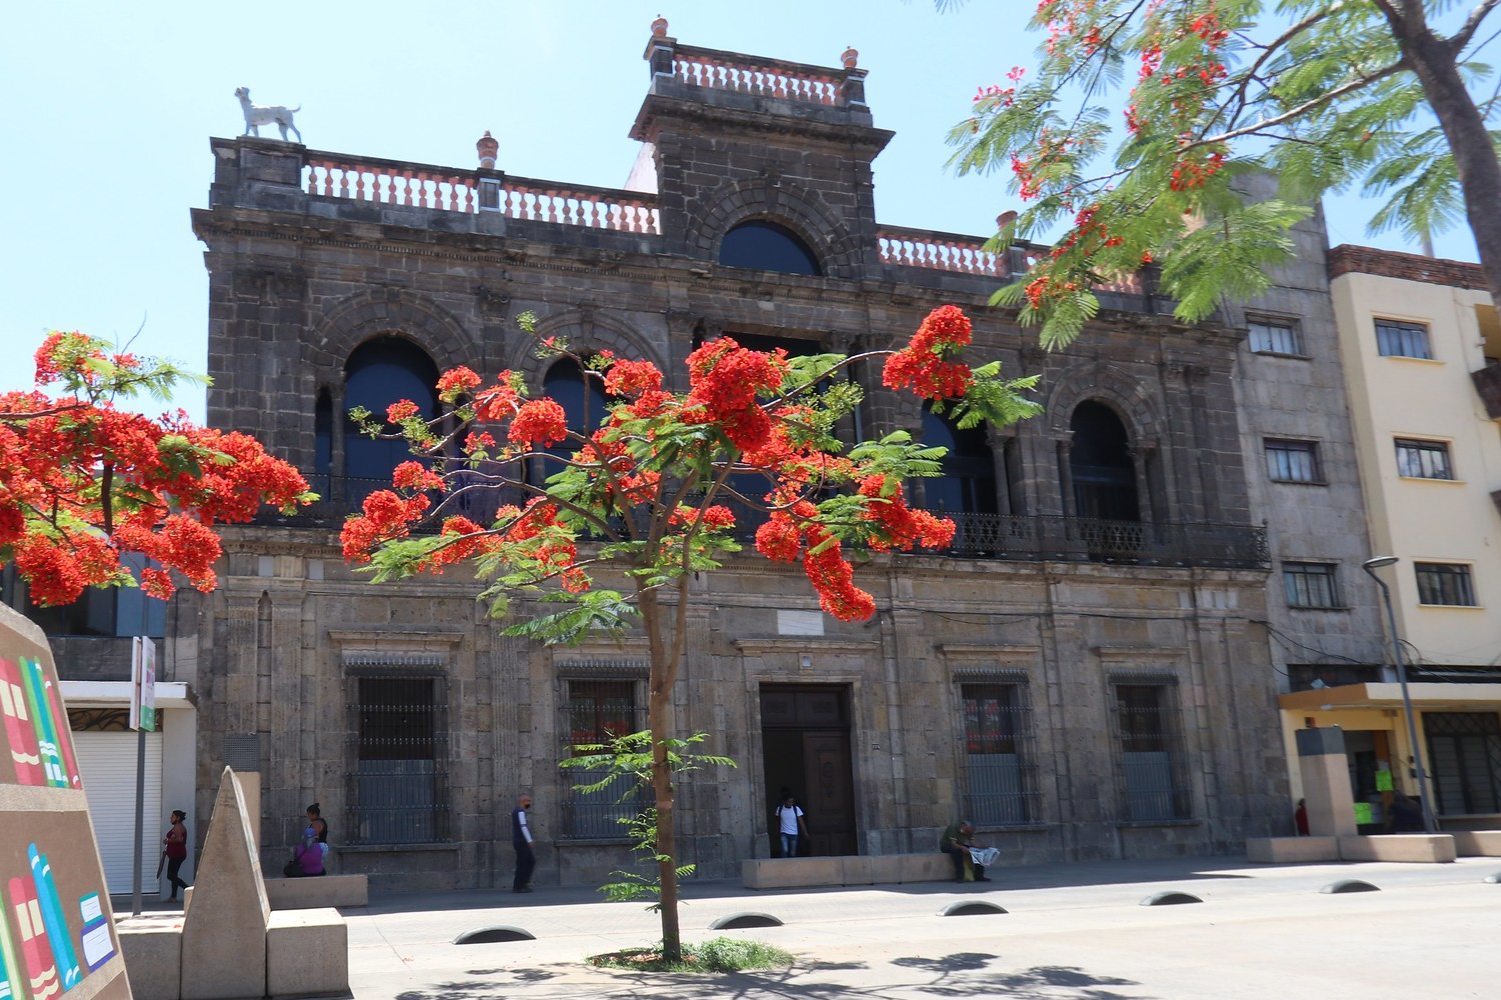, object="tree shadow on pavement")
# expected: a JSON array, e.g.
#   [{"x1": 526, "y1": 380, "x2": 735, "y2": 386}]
[
  {"x1": 589, "y1": 954, "x2": 1150, "y2": 1000},
  {"x1": 394, "y1": 967, "x2": 559, "y2": 1000}
]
